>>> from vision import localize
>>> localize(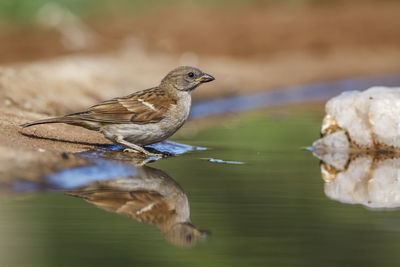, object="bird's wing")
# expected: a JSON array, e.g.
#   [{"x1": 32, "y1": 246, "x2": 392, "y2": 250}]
[
  {"x1": 68, "y1": 190, "x2": 175, "y2": 225},
  {"x1": 120, "y1": 190, "x2": 176, "y2": 224},
  {"x1": 67, "y1": 88, "x2": 177, "y2": 124}
]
